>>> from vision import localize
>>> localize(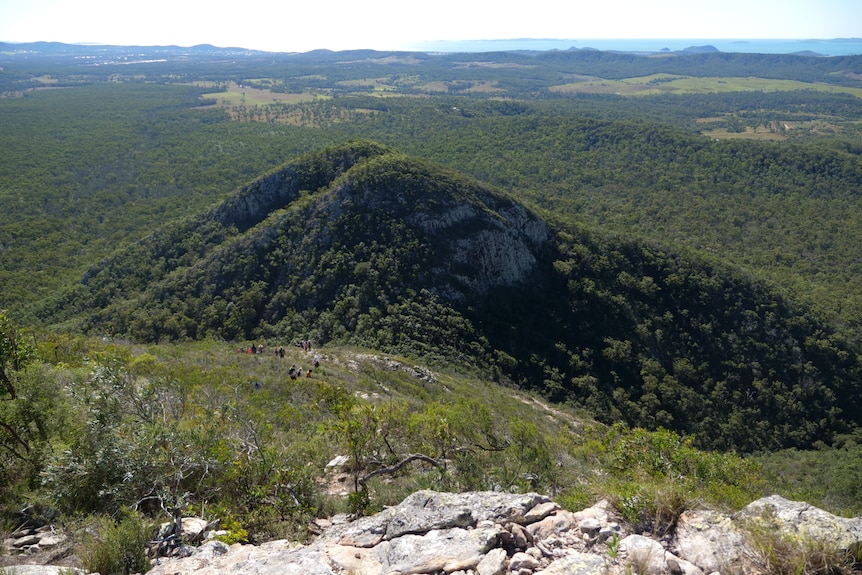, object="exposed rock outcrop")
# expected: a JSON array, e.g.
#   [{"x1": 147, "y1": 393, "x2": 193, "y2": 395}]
[
  {"x1": 5, "y1": 491, "x2": 859, "y2": 574},
  {"x1": 140, "y1": 491, "x2": 862, "y2": 575}
]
